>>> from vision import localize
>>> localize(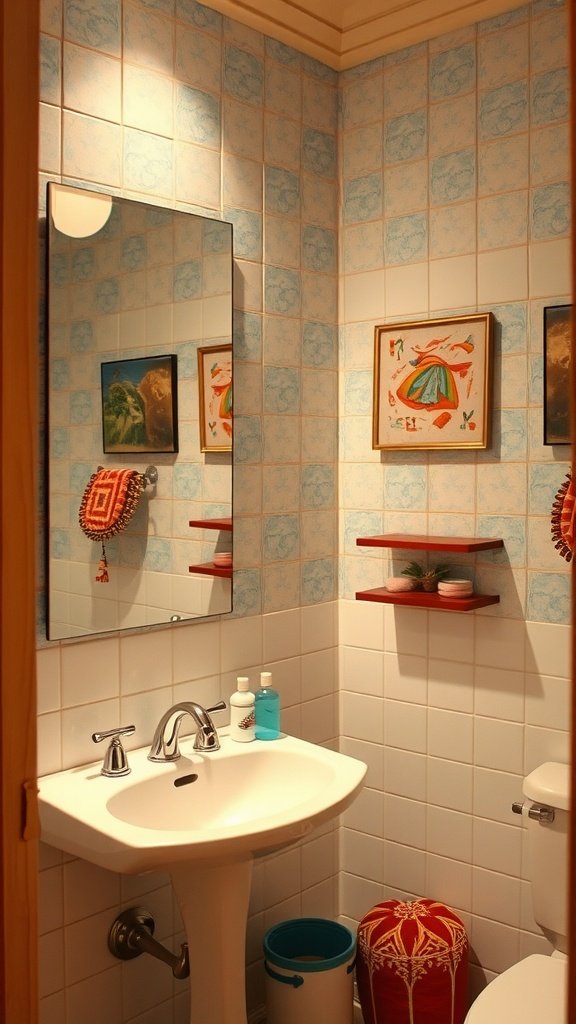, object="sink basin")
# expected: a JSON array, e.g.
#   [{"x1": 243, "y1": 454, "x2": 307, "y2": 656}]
[{"x1": 38, "y1": 732, "x2": 367, "y2": 873}]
